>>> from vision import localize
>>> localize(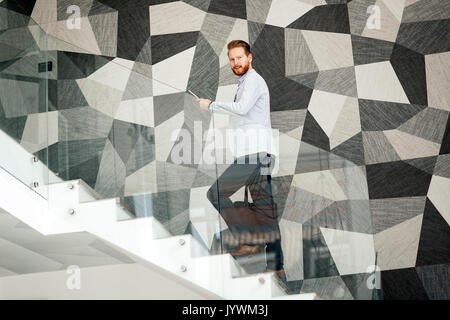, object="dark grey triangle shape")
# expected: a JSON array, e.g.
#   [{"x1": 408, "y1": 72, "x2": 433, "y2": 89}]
[
  {"x1": 0, "y1": 57, "x2": 20, "y2": 72},
  {"x1": 434, "y1": 155, "x2": 450, "y2": 178},
  {"x1": 341, "y1": 273, "x2": 374, "y2": 300},
  {"x1": 248, "y1": 20, "x2": 265, "y2": 47},
  {"x1": 331, "y1": 132, "x2": 364, "y2": 166},
  {"x1": 415, "y1": 198, "x2": 450, "y2": 267},
  {"x1": 288, "y1": 72, "x2": 318, "y2": 89},
  {"x1": 351, "y1": 34, "x2": 395, "y2": 66},
  {"x1": 287, "y1": 4, "x2": 351, "y2": 34},
  {"x1": 151, "y1": 31, "x2": 199, "y2": 65},
  {"x1": 57, "y1": 80, "x2": 89, "y2": 110},
  {"x1": 271, "y1": 175, "x2": 294, "y2": 220},
  {"x1": 303, "y1": 200, "x2": 372, "y2": 234},
  {"x1": 153, "y1": 92, "x2": 185, "y2": 127},
  {"x1": 182, "y1": 0, "x2": 211, "y2": 11},
  {"x1": 359, "y1": 99, "x2": 426, "y2": 131},
  {"x1": 380, "y1": 267, "x2": 429, "y2": 300},
  {"x1": 416, "y1": 264, "x2": 450, "y2": 300},
  {"x1": 302, "y1": 224, "x2": 340, "y2": 279},
  {"x1": 208, "y1": 0, "x2": 247, "y2": 20},
  {"x1": 187, "y1": 32, "x2": 219, "y2": 101},
  {"x1": 125, "y1": 131, "x2": 155, "y2": 176},
  {"x1": 404, "y1": 156, "x2": 438, "y2": 175},
  {"x1": 295, "y1": 142, "x2": 353, "y2": 175},
  {"x1": 89, "y1": 0, "x2": 118, "y2": 16},
  {"x1": 108, "y1": 120, "x2": 144, "y2": 164},
  {"x1": 191, "y1": 170, "x2": 216, "y2": 188},
  {"x1": 315, "y1": 67, "x2": 357, "y2": 97}
]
